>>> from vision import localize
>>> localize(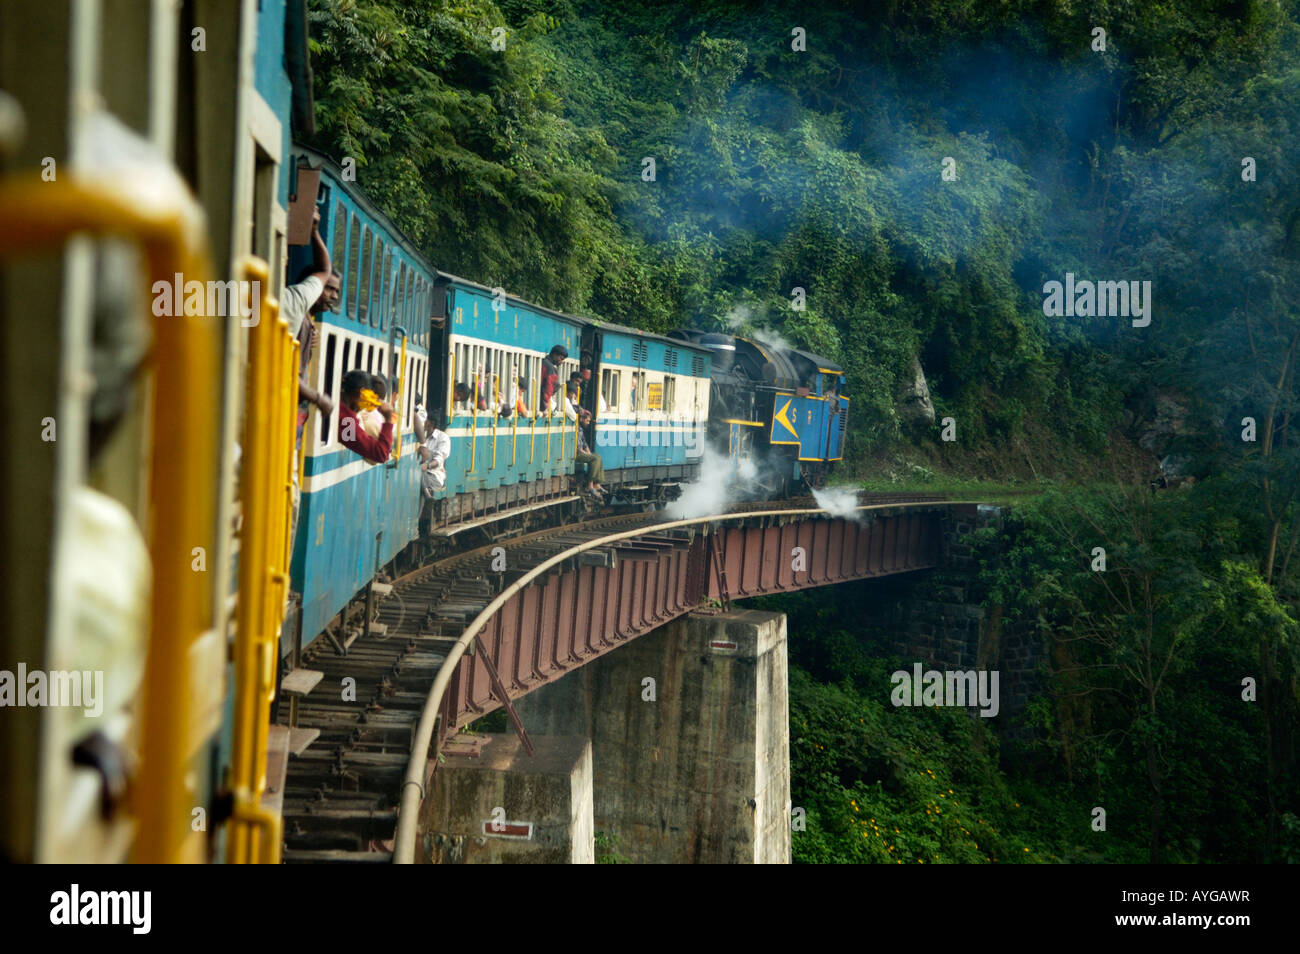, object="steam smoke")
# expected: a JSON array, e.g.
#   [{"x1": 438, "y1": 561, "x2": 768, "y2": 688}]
[
  {"x1": 812, "y1": 486, "x2": 864, "y2": 521},
  {"x1": 723, "y1": 304, "x2": 751, "y2": 329},
  {"x1": 749, "y1": 324, "x2": 801, "y2": 355},
  {"x1": 665, "y1": 445, "x2": 760, "y2": 520}
]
